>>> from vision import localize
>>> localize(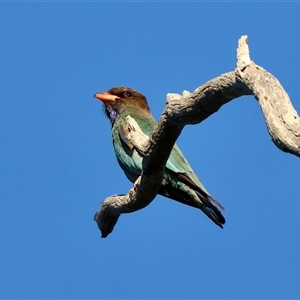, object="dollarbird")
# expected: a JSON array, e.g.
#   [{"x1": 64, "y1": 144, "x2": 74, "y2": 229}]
[{"x1": 94, "y1": 86, "x2": 225, "y2": 228}]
